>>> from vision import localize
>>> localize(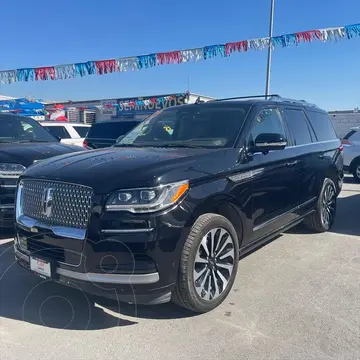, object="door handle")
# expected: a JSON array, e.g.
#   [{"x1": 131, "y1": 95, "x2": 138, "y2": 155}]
[
  {"x1": 318, "y1": 154, "x2": 325, "y2": 159},
  {"x1": 286, "y1": 160, "x2": 298, "y2": 167}
]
